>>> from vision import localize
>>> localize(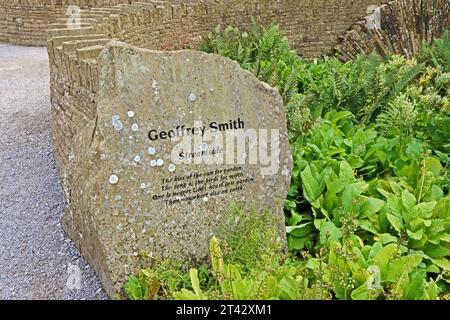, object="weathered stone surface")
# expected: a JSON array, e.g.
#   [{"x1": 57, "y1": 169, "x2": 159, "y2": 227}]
[{"x1": 61, "y1": 40, "x2": 292, "y2": 297}]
